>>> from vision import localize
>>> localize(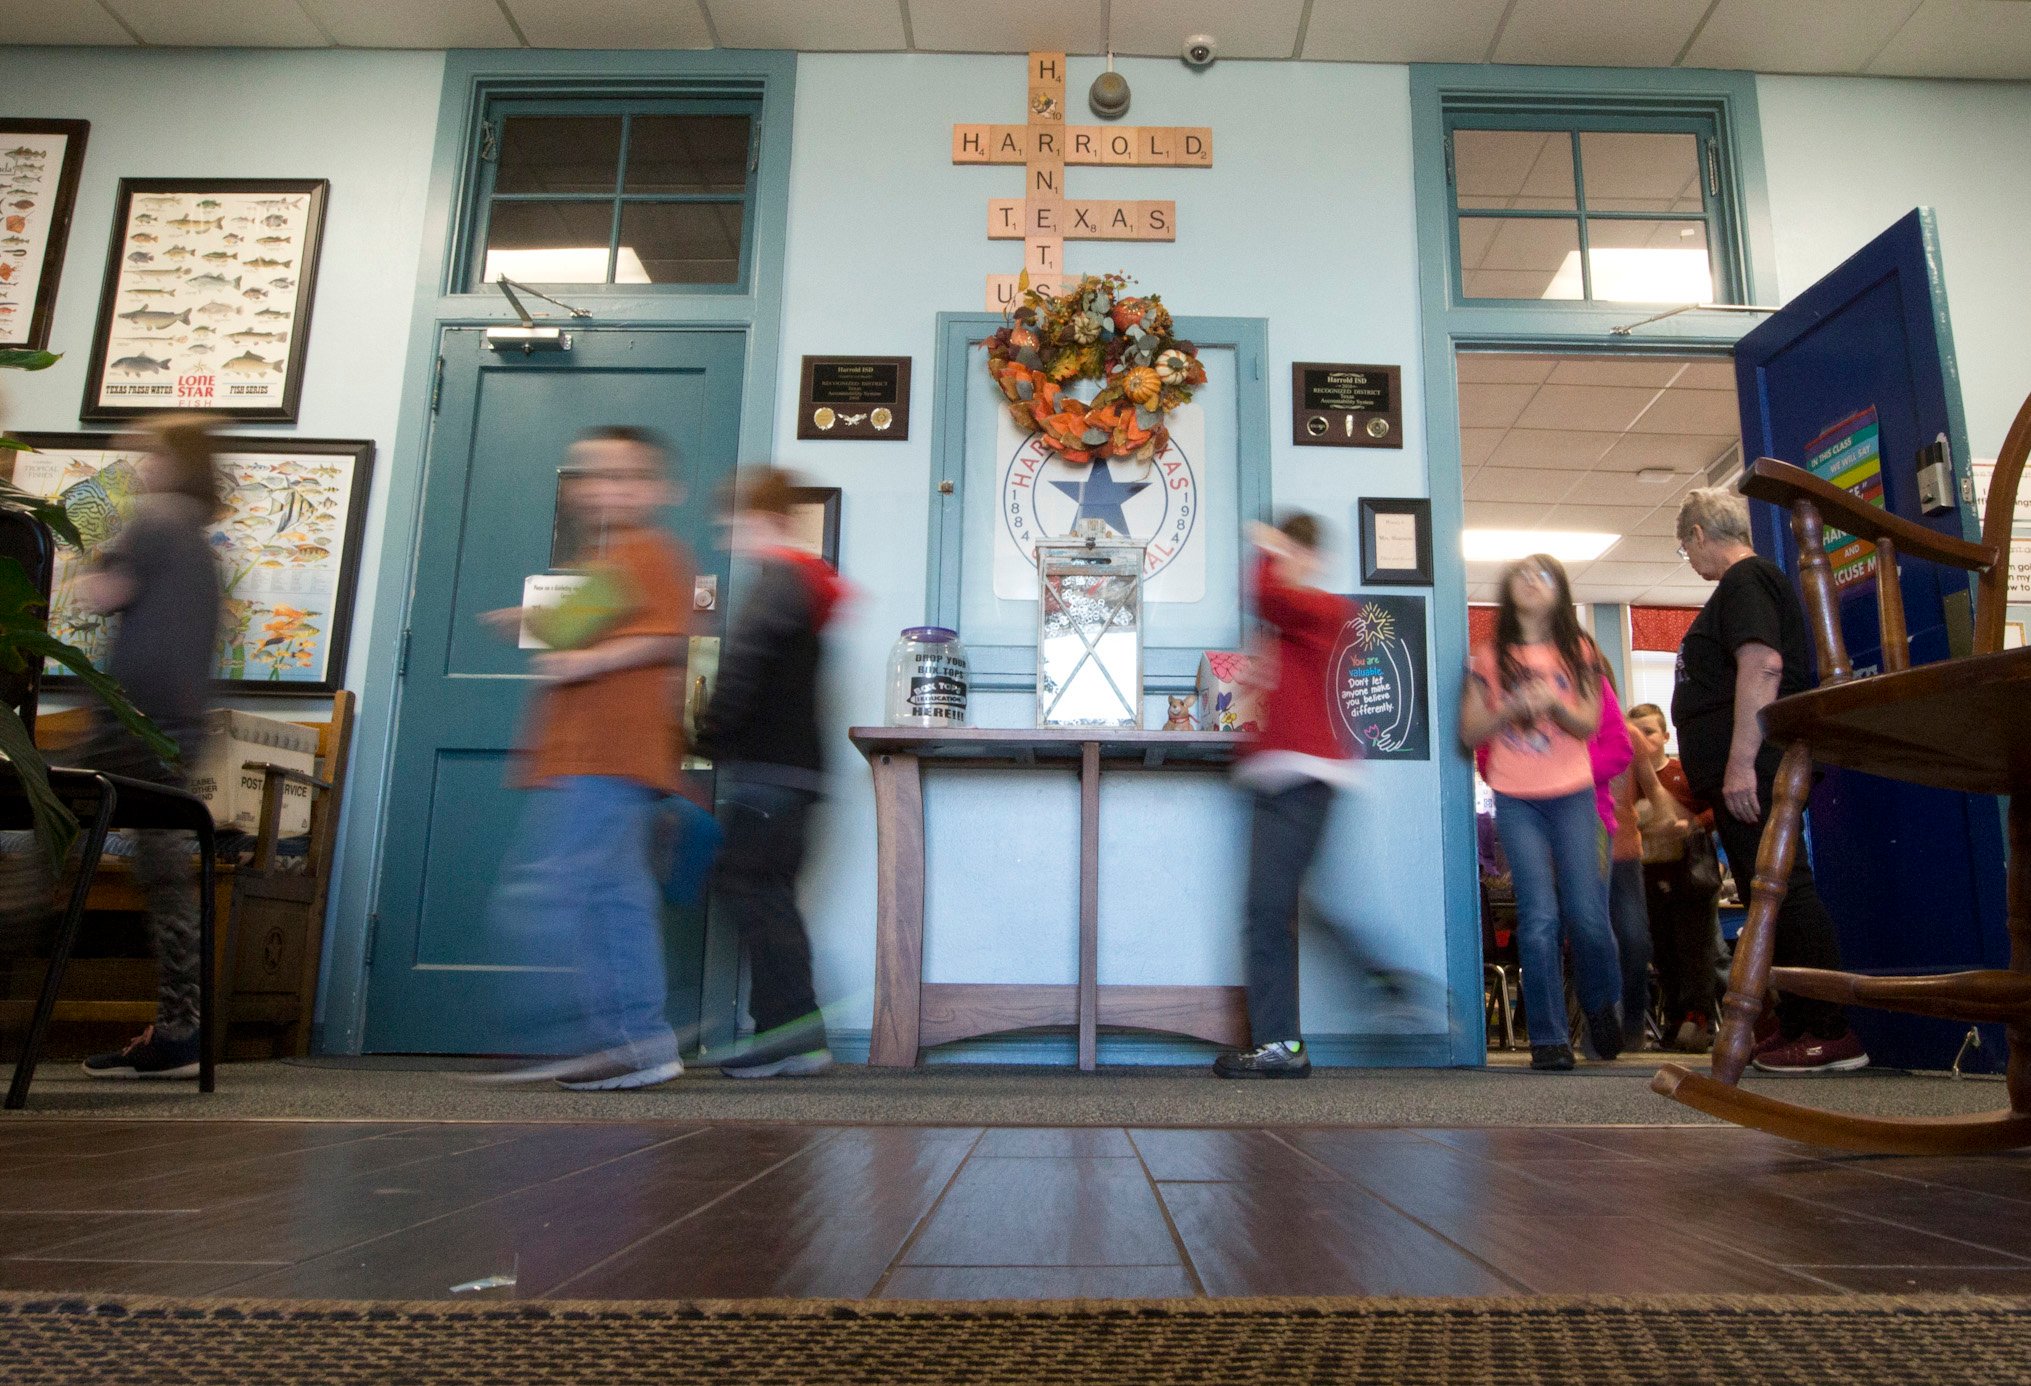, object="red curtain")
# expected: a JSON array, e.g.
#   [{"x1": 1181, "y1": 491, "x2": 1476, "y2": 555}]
[
  {"x1": 1630, "y1": 605, "x2": 1701, "y2": 652},
  {"x1": 1467, "y1": 605, "x2": 1498, "y2": 649}
]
